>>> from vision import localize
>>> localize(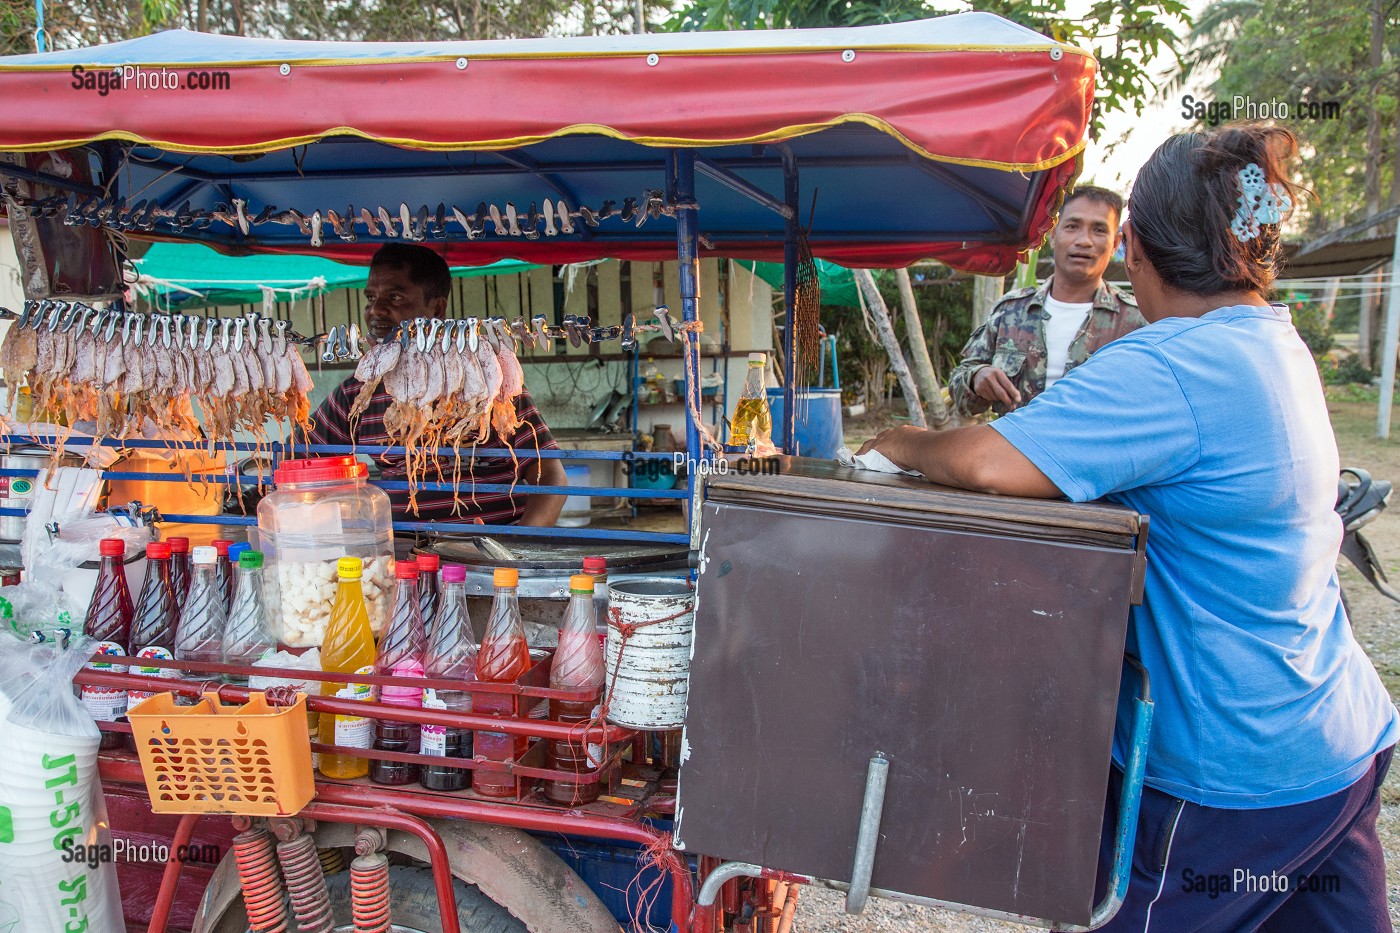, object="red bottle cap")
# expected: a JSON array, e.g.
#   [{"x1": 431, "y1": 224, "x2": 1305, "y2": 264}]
[
  {"x1": 146, "y1": 542, "x2": 172, "y2": 559},
  {"x1": 442, "y1": 564, "x2": 466, "y2": 584},
  {"x1": 395, "y1": 561, "x2": 419, "y2": 580},
  {"x1": 99, "y1": 538, "x2": 125, "y2": 558},
  {"x1": 582, "y1": 556, "x2": 607, "y2": 574},
  {"x1": 211, "y1": 539, "x2": 233, "y2": 556},
  {"x1": 272, "y1": 456, "x2": 368, "y2": 485},
  {"x1": 417, "y1": 553, "x2": 440, "y2": 572},
  {"x1": 167, "y1": 537, "x2": 190, "y2": 553}
]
